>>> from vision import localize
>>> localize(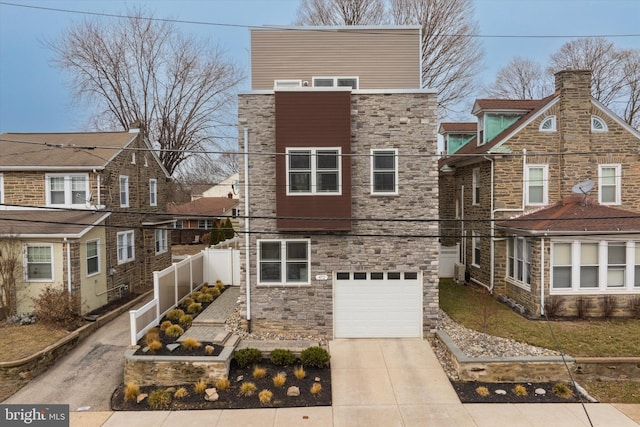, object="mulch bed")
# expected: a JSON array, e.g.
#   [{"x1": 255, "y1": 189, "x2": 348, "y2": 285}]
[
  {"x1": 451, "y1": 381, "x2": 582, "y2": 403},
  {"x1": 111, "y1": 360, "x2": 331, "y2": 410}
]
